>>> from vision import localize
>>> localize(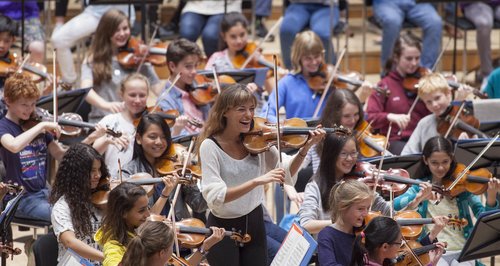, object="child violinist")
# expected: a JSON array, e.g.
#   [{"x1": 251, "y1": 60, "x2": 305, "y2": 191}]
[
  {"x1": 317, "y1": 179, "x2": 374, "y2": 265},
  {"x1": 0, "y1": 73, "x2": 66, "y2": 222},
  {"x1": 261, "y1": 30, "x2": 372, "y2": 122},
  {"x1": 401, "y1": 73, "x2": 472, "y2": 155},
  {"x1": 121, "y1": 113, "x2": 207, "y2": 219},
  {"x1": 157, "y1": 38, "x2": 209, "y2": 137},
  {"x1": 121, "y1": 220, "x2": 225, "y2": 266},
  {"x1": 0, "y1": 14, "x2": 17, "y2": 117},
  {"x1": 81, "y1": 9, "x2": 161, "y2": 123},
  {"x1": 50, "y1": 143, "x2": 109, "y2": 265},
  {"x1": 197, "y1": 84, "x2": 325, "y2": 265},
  {"x1": 365, "y1": 34, "x2": 430, "y2": 155},
  {"x1": 299, "y1": 133, "x2": 391, "y2": 235},
  {"x1": 394, "y1": 136, "x2": 500, "y2": 265},
  {"x1": 94, "y1": 182, "x2": 223, "y2": 266},
  {"x1": 93, "y1": 73, "x2": 150, "y2": 178},
  {"x1": 350, "y1": 216, "x2": 445, "y2": 266}
]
